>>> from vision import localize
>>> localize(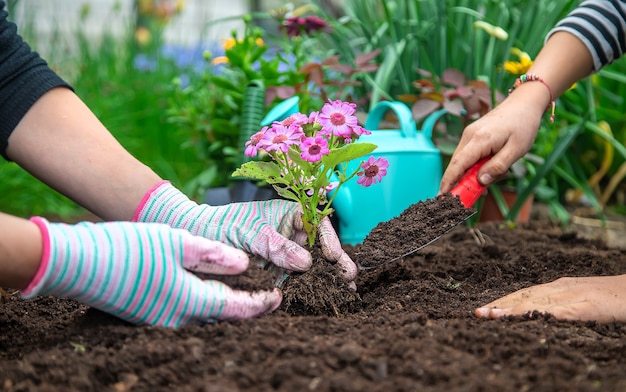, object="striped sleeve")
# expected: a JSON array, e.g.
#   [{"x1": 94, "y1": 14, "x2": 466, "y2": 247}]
[{"x1": 546, "y1": 0, "x2": 626, "y2": 72}]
